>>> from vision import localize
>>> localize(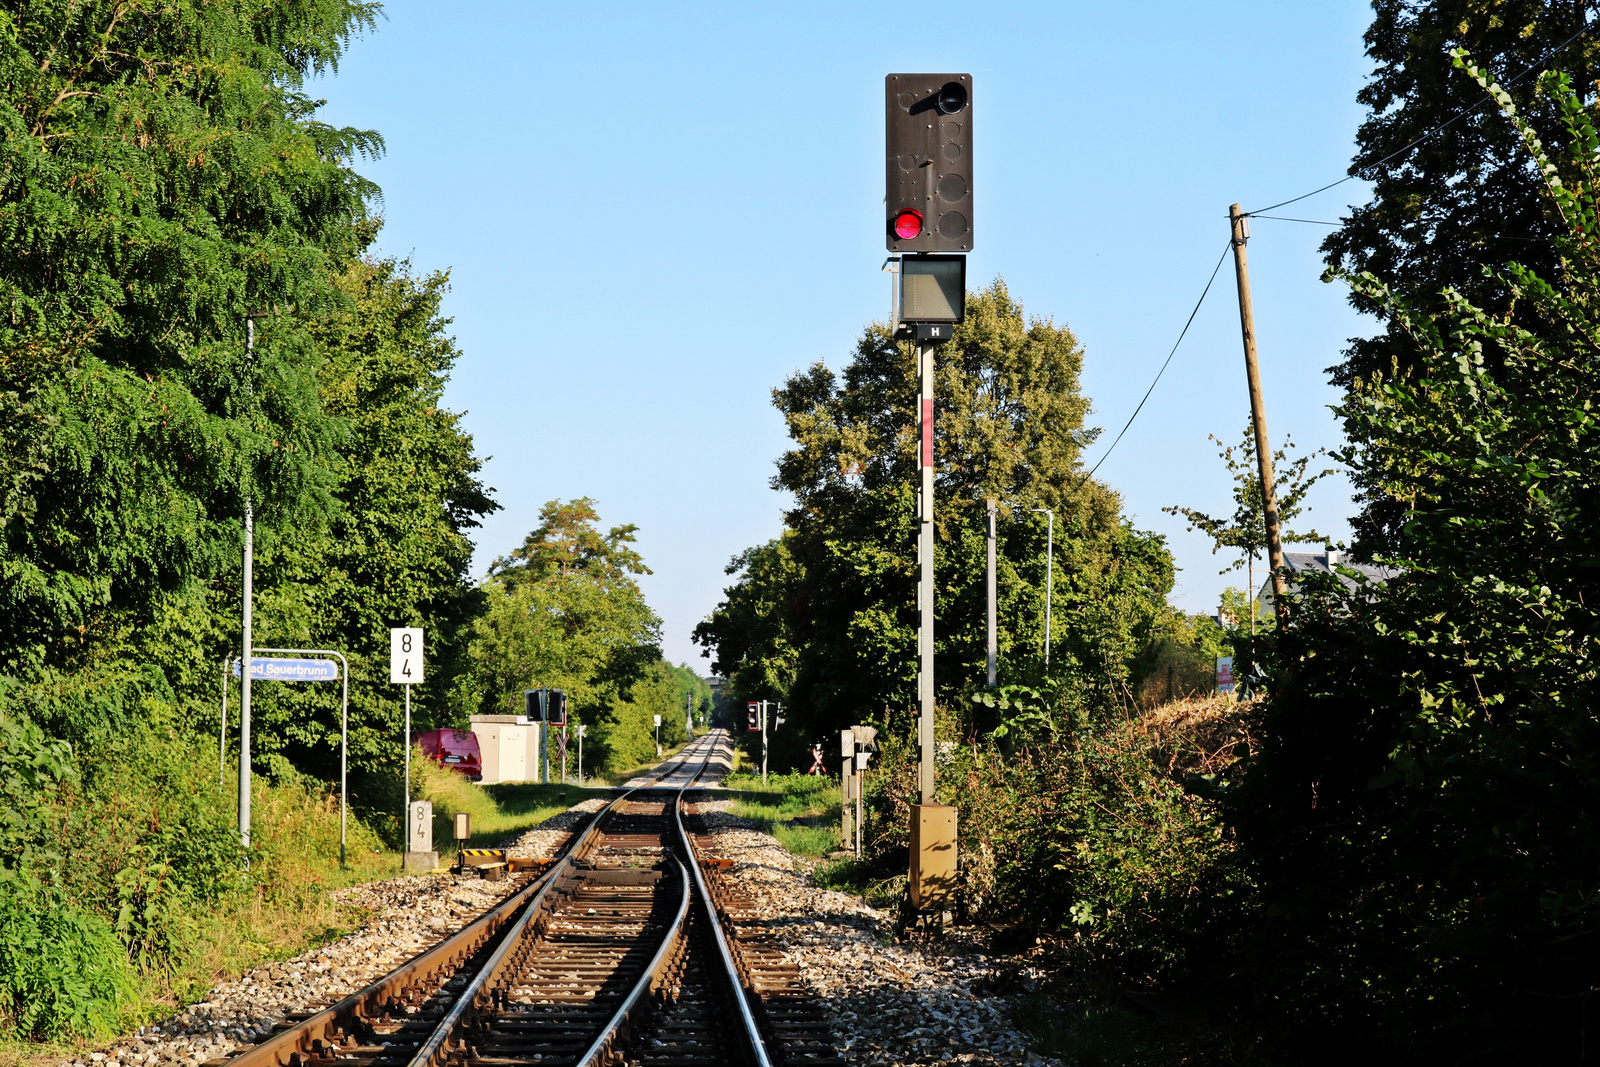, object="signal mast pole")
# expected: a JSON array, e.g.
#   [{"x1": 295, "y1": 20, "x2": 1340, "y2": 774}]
[
  {"x1": 888, "y1": 72, "x2": 970, "y2": 916},
  {"x1": 918, "y1": 342, "x2": 935, "y2": 804}
]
